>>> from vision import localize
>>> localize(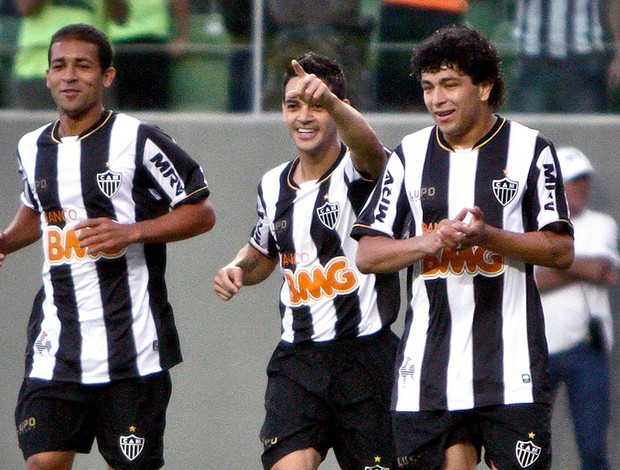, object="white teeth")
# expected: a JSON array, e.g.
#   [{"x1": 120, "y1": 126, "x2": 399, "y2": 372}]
[{"x1": 298, "y1": 129, "x2": 314, "y2": 133}]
